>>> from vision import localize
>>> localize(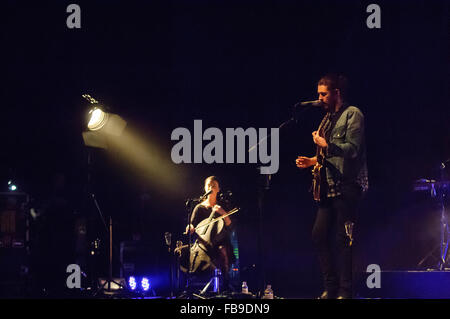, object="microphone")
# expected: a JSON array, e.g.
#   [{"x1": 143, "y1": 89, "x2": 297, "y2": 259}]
[
  {"x1": 294, "y1": 100, "x2": 322, "y2": 108},
  {"x1": 199, "y1": 189, "x2": 213, "y2": 200}
]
